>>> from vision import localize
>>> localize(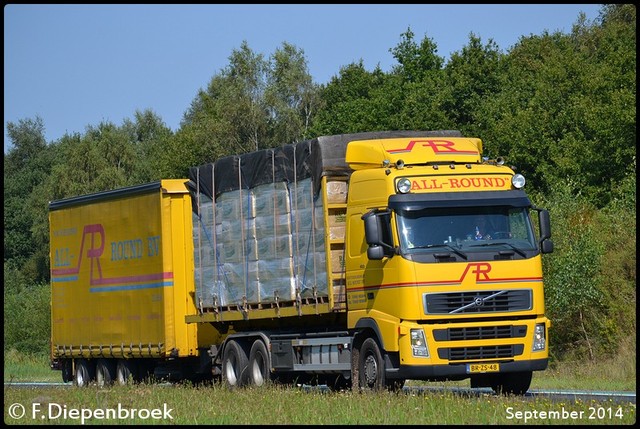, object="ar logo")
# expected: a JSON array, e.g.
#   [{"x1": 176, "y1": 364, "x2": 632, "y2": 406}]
[
  {"x1": 388, "y1": 139, "x2": 478, "y2": 155},
  {"x1": 459, "y1": 263, "x2": 492, "y2": 282}
]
